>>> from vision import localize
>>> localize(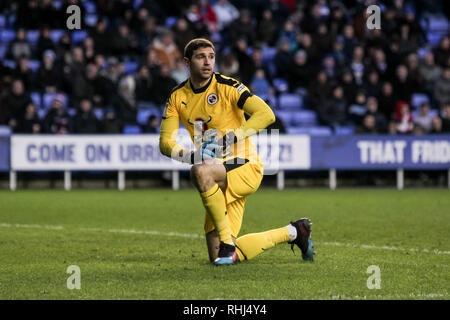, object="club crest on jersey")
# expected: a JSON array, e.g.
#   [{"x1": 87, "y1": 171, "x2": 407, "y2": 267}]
[{"x1": 207, "y1": 93, "x2": 218, "y2": 105}]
